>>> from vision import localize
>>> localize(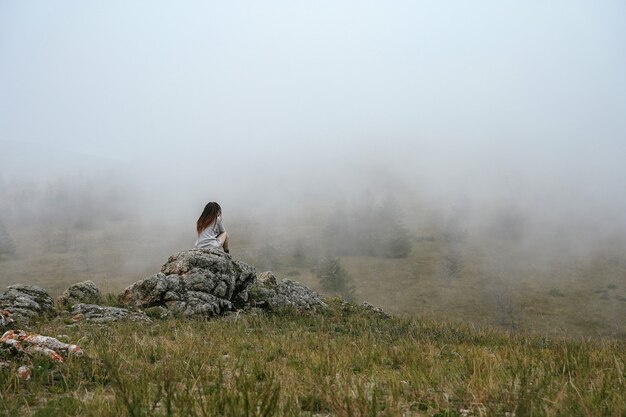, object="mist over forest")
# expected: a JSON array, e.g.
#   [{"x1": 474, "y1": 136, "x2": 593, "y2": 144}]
[{"x1": 1, "y1": 1, "x2": 626, "y2": 337}]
